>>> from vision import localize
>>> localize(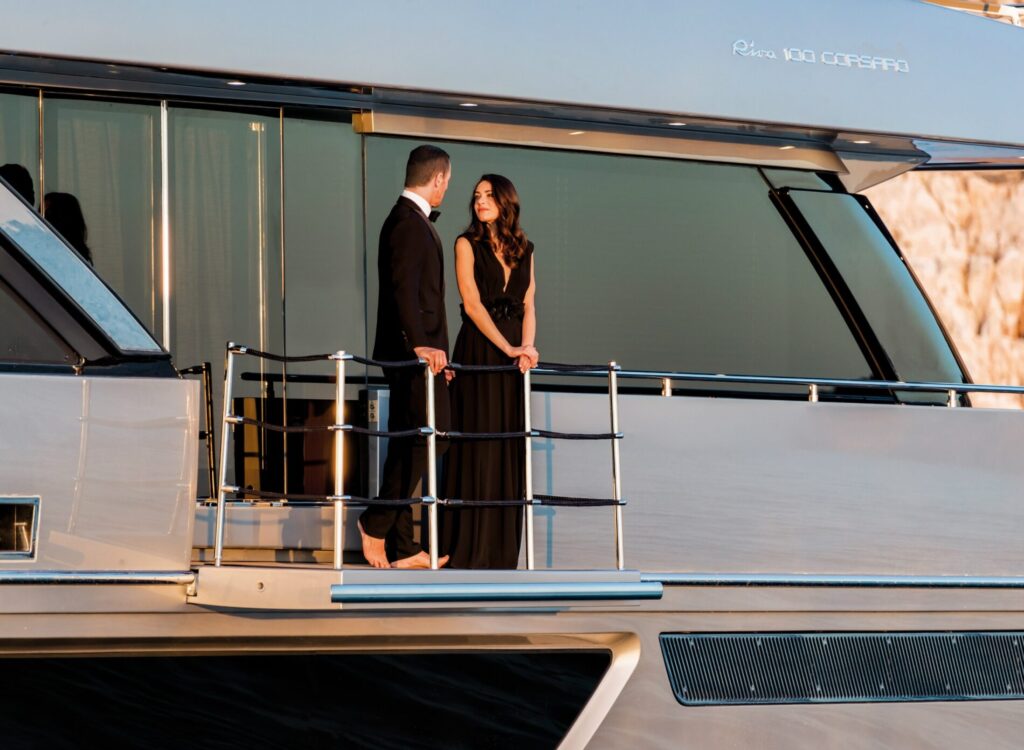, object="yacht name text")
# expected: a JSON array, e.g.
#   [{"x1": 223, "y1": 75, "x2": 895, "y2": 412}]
[{"x1": 732, "y1": 40, "x2": 910, "y2": 73}]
